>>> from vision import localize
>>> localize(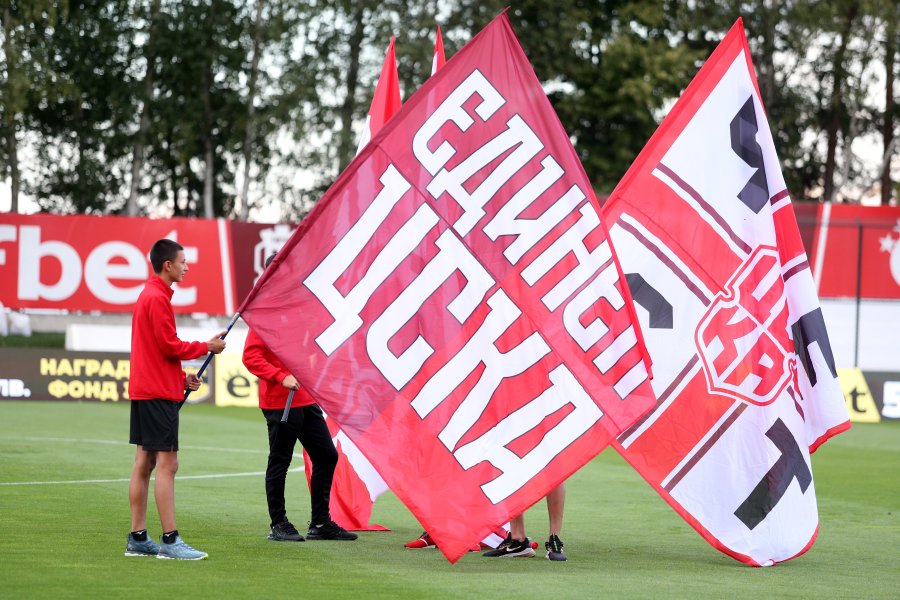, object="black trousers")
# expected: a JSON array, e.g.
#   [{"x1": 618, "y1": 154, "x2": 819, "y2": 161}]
[{"x1": 262, "y1": 404, "x2": 338, "y2": 527}]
